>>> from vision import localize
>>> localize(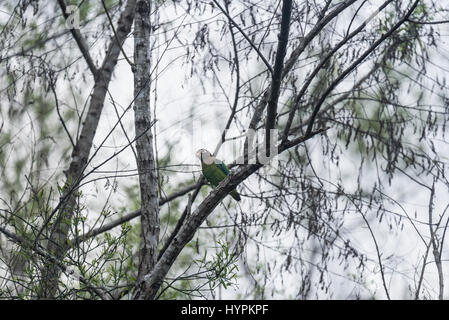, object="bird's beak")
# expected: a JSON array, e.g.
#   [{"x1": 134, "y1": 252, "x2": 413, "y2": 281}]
[{"x1": 196, "y1": 150, "x2": 202, "y2": 160}]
